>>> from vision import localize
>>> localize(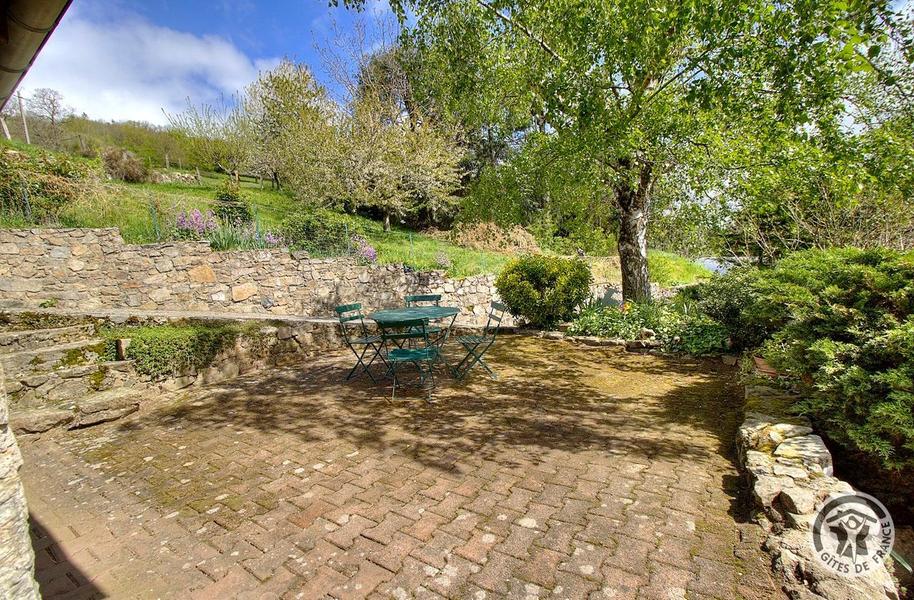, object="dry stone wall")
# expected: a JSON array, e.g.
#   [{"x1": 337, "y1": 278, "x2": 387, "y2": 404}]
[
  {"x1": 0, "y1": 228, "x2": 504, "y2": 325},
  {"x1": 738, "y1": 383, "x2": 899, "y2": 599},
  {"x1": 0, "y1": 369, "x2": 40, "y2": 600}
]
